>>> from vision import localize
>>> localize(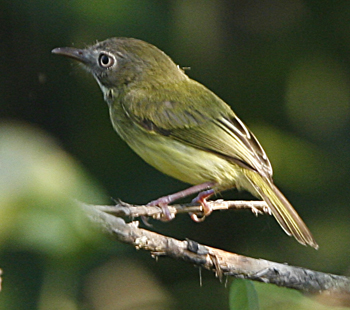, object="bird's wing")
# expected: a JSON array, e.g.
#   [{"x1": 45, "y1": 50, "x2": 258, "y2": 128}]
[
  {"x1": 123, "y1": 80, "x2": 273, "y2": 178},
  {"x1": 172, "y1": 116, "x2": 272, "y2": 177}
]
